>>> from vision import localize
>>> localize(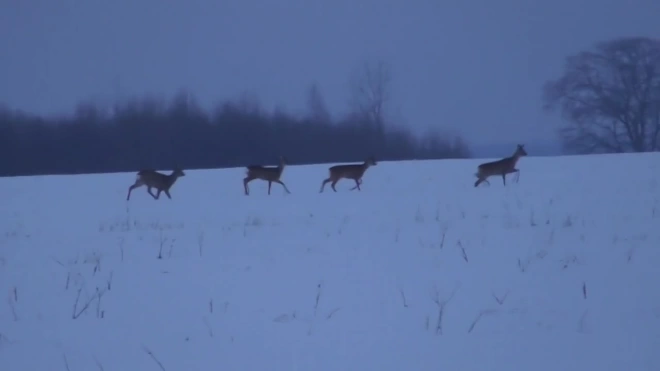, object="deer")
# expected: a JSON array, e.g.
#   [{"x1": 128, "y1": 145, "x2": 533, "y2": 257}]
[
  {"x1": 320, "y1": 156, "x2": 377, "y2": 193},
  {"x1": 126, "y1": 168, "x2": 186, "y2": 200},
  {"x1": 243, "y1": 156, "x2": 291, "y2": 195},
  {"x1": 474, "y1": 144, "x2": 527, "y2": 187}
]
